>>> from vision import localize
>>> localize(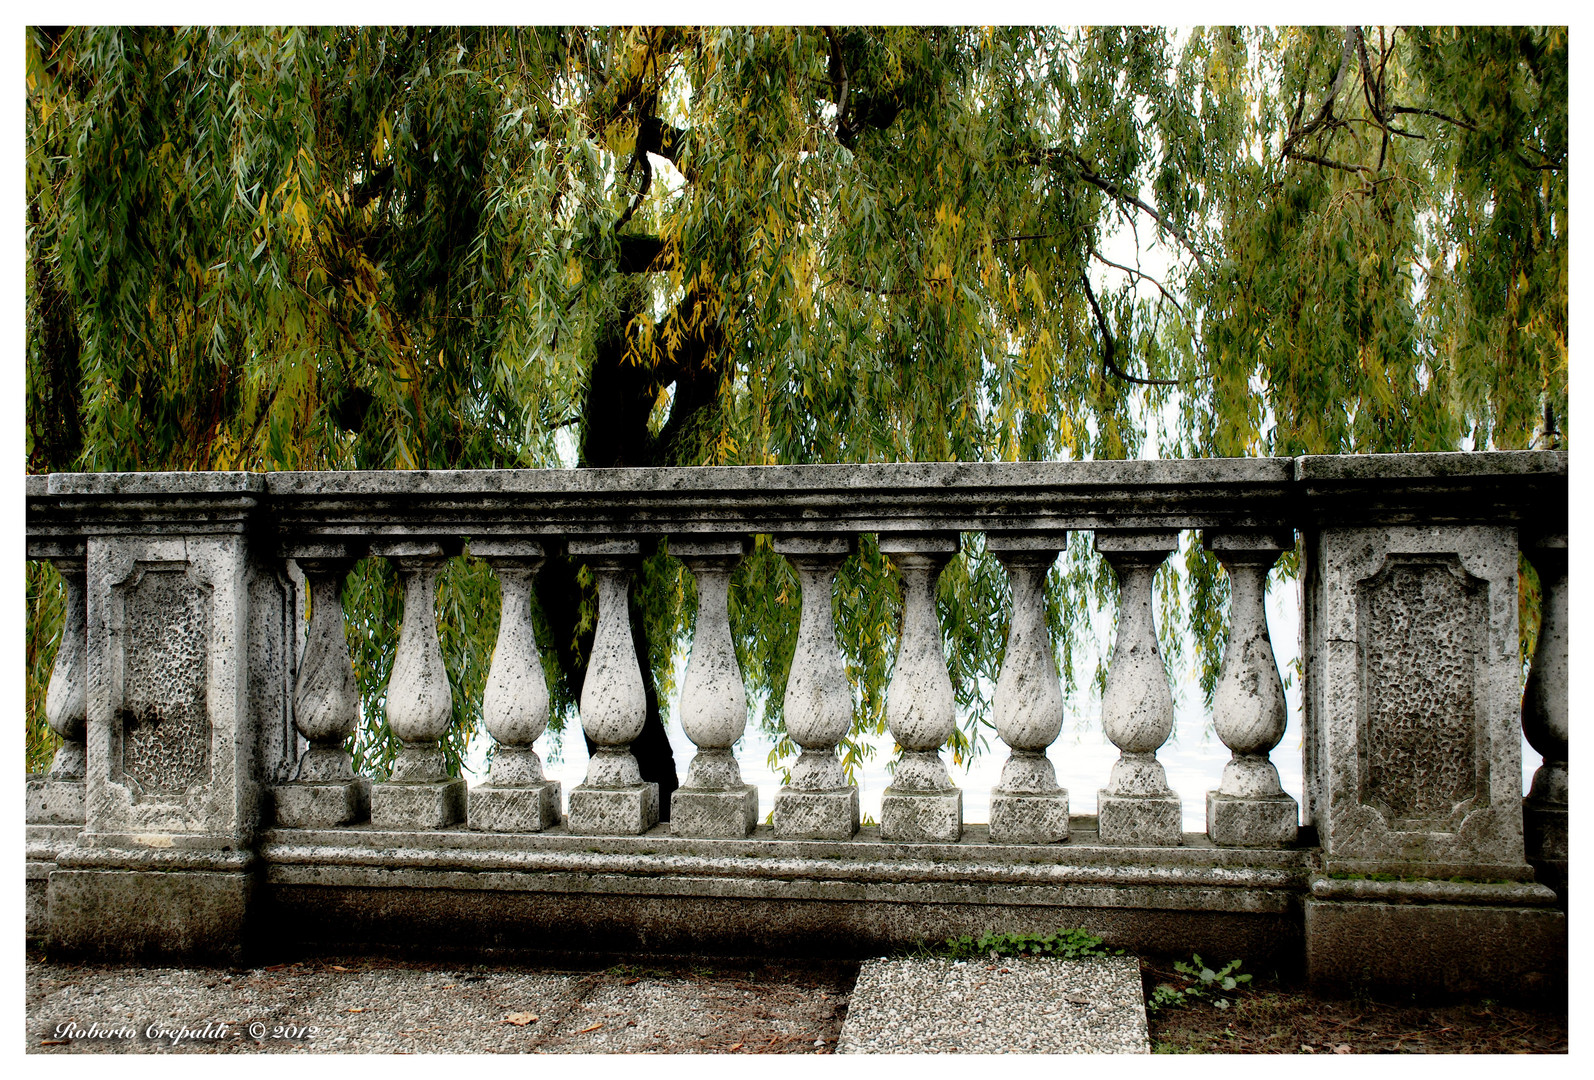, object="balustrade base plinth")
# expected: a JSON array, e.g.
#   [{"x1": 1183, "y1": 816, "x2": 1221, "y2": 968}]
[
  {"x1": 1097, "y1": 792, "x2": 1182, "y2": 846},
  {"x1": 25, "y1": 775, "x2": 85, "y2": 826},
  {"x1": 881, "y1": 788, "x2": 962, "y2": 843},
  {"x1": 274, "y1": 779, "x2": 372, "y2": 828},
  {"x1": 772, "y1": 788, "x2": 860, "y2": 840},
  {"x1": 1206, "y1": 791, "x2": 1298, "y2": 848},
  {"x1": 567, "y1": 783, "x2": 659, "y2": 835},
  {"x1": 371, "y1": 779, "x2": 467, "y2": 829},
  {"x1": 469, "y1": 782, "x2": 562, "y2": 833},
  {"x1": 989, "y1": 790, "x2": 1071, "y2": 844},
  {"x1": 48, "y1": 868, "x2": 254, "y2": 965},
  {"x1": 671, "y1": 785, "x2": 758, "y2": 838}
]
